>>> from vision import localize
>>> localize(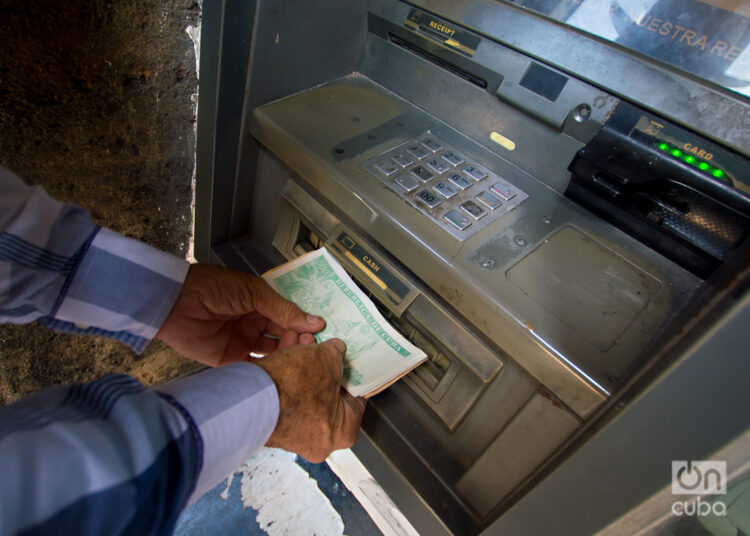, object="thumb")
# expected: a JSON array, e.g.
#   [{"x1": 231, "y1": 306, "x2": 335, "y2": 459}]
[
  {"x1": 253, "y1": 279, "x2": 326, "y2": 333},
  {"x1": 319, "y1": 338, "x2": 346, "y2": 379}
]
